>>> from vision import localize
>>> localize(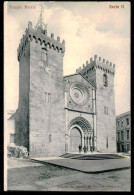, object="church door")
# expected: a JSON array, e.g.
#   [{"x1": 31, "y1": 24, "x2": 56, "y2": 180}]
[{"x1": 70, "y1": 127, "x2": 82, "y2": 152}]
